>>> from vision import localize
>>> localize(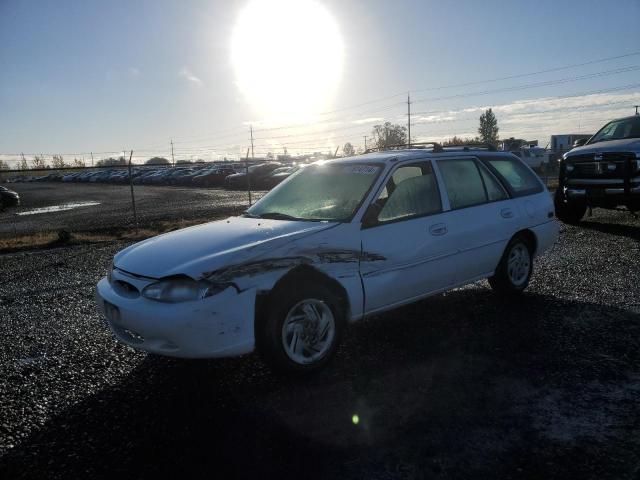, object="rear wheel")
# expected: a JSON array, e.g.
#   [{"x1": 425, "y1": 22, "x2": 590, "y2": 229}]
[
  {"x1": 554, "y1": 188, "x2": 586, "y2": 224},
  {"x1": 259, "y1": 282, "x2": 344, "y2": 374},
  {"x1": 489, "y1": 235, "x2": 533, "y2": 294}
]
